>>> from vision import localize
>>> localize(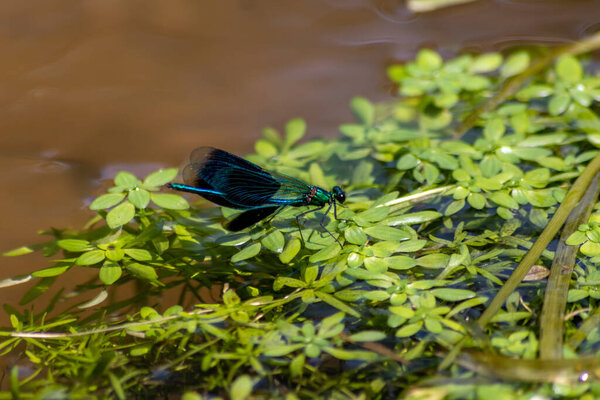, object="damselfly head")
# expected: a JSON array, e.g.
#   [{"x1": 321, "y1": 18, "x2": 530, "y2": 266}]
[{"x1": 332, "y1": 186, "x2": 346, "y2": 203}]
